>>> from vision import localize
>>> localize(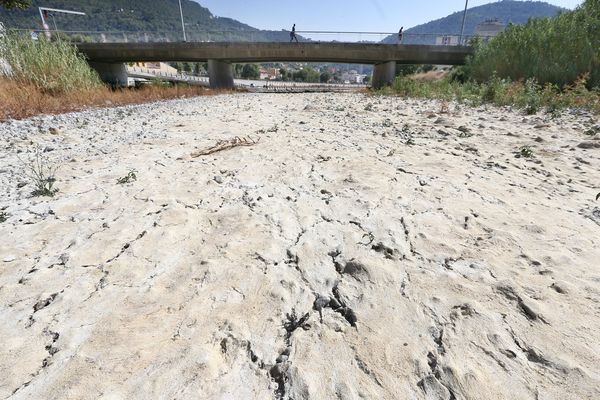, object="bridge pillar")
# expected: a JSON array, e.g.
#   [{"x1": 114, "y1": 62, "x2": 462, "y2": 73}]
[
  {"x1": 208, "y1": 60, "x2": 234, "y2": 89},
  {"x1": 88, "y1": 62, "x2": 128, "y2": 87},
  {"x1": 371, "y1": 61, "x2": 396, "y2": 89}
]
